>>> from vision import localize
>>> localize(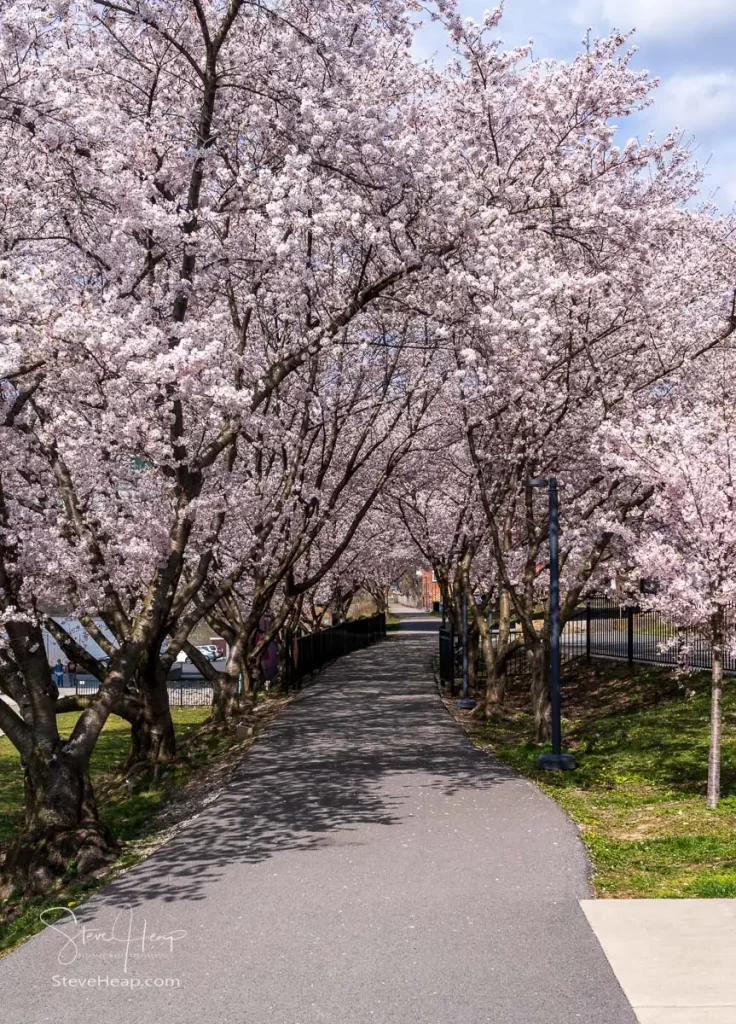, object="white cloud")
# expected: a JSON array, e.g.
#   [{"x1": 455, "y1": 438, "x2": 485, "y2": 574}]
[
  {"x1": 634, "y1": 71, "x2": 736, "y2": 209},
  {"x1": 574, "y1": 0, "x2": 736, "y2": 40},
  {"x1": 700, "y1": 138, "x2": 736, "y2": 210},
  {"x1": 651, "y1": 70, "x2": 736, "y2": 135}
]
